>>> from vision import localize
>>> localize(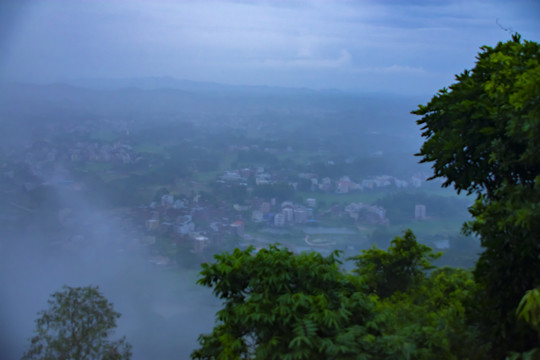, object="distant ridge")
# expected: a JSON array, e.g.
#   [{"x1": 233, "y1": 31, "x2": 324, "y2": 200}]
[{"x1": 66, "y1": 76, "x2": 323, "y2": 96}]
